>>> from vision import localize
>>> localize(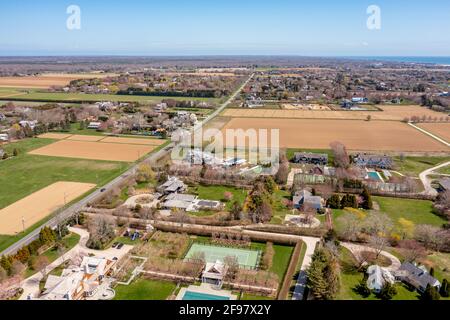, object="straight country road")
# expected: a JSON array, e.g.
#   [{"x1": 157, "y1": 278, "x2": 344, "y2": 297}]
[{"x1": 0, "y1": 74, "x2": 253, "y2": 257}]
